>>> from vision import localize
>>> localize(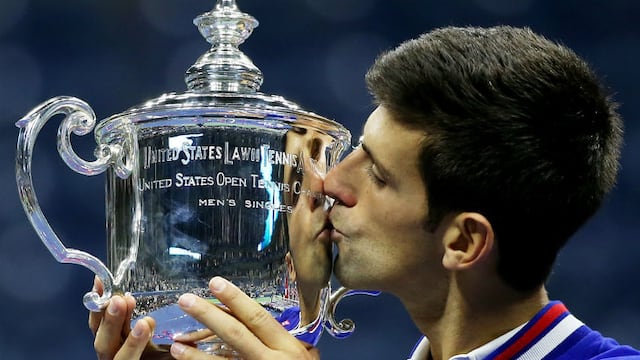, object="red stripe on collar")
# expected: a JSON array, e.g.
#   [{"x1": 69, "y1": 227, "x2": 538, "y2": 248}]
[{"x1": 492, "y1": 302, "x2": 568, "y2": 360}]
